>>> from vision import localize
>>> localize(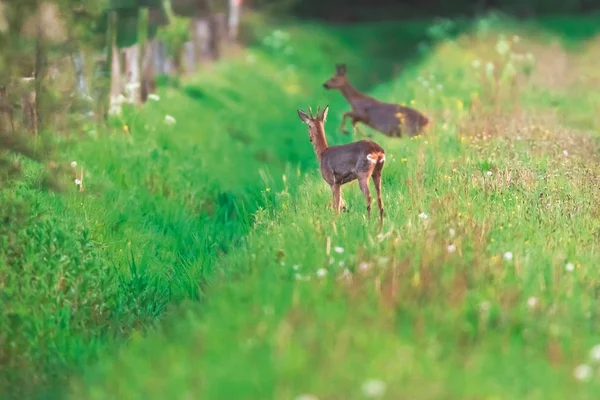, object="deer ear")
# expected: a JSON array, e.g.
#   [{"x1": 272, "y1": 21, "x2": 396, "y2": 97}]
[
  {"x1": 336, "y1": 63, "x2": 347, "y2": 75},
  {"x1": 297, "y1": 109, "x2": 311, "y2": 124},
  {"x1": 320, "y1": 105, "x2": 329, "y2": 122}
]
